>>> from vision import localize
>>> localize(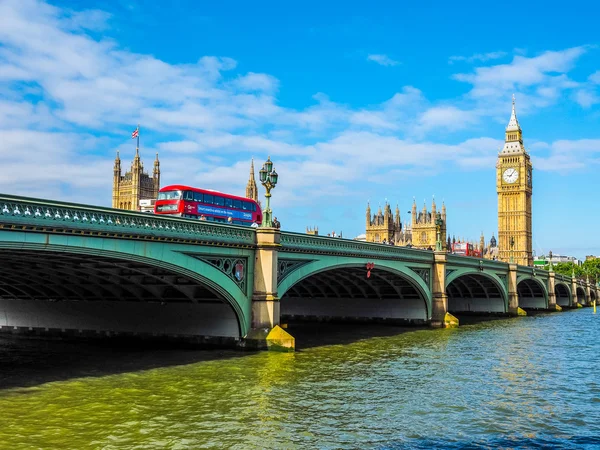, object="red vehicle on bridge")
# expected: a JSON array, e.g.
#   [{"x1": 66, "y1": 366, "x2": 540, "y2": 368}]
[
  {"x1": 154, "y1": 185, "x2": 262, "y2": 226},
  {"x1": 452, "y1": 242, "x2": 481, "y2": 257}
]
